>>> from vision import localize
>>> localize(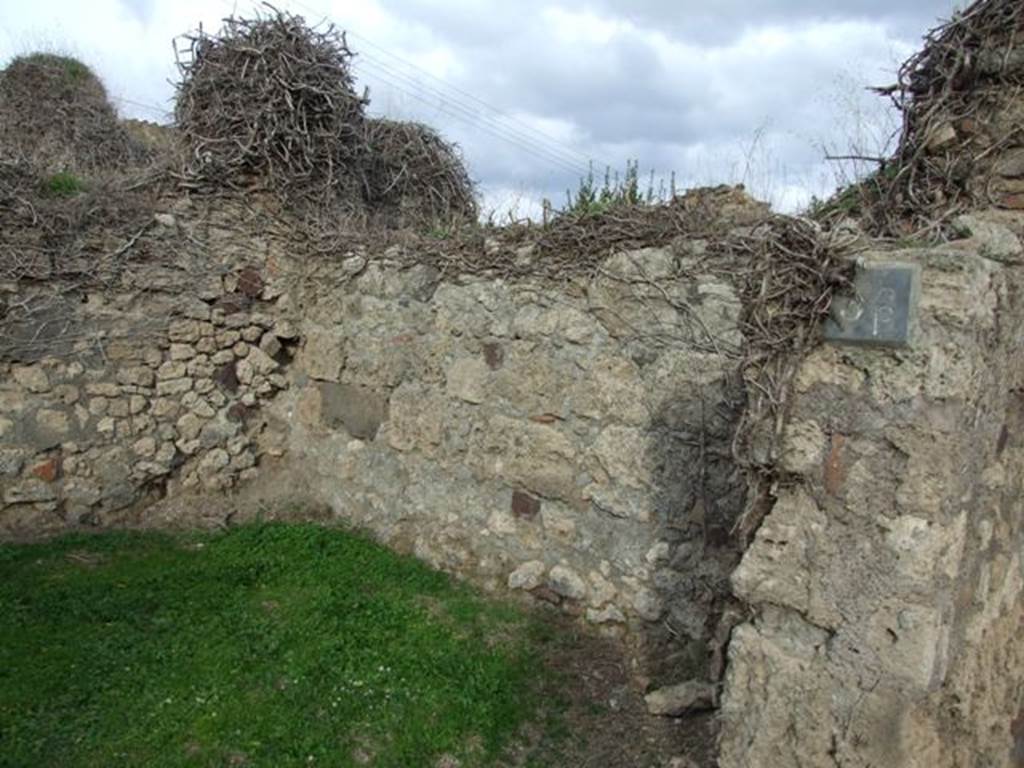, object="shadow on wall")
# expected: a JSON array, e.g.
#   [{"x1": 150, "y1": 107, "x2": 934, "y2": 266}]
[
  {"x1": 1013, "y1": 705, "x2": 1024, "y2": 766},
  {"x1": 642, "y1": 372, "x2": 748, "y2": 689}
]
